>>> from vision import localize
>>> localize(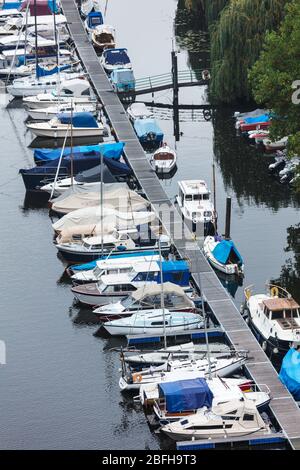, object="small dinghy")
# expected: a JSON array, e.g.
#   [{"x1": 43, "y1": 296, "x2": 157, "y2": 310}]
[
  {"x1": 92, "y1": 25, "x2": 116, "y2": 52},
  {"x1": 103, "y1": 310, "x2": 203, "y2": 337},
  {"x1": 203, "y1": 235, "x2": 244, "y2": 276},
  {"x1": 161, "y1": 397, "x2": 270, "y2": 441},
  {"x1": 133, "y1": 118, "x2": 164, "y2": 146},
  {"x1": 127, "y1": 102, "x2": 153, "y2": 121},
  {"x1": 150, "y1": 143, "x2": 177, "y2": 174},
  {"x1": 26, "y1": 112, "x2": 106, "y2": 138}
]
